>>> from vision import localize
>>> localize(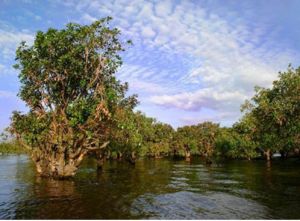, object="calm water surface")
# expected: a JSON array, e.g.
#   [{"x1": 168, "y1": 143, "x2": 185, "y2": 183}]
[{"x1": 0, "y1": 155, "x2": 300, "y2": 219}]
